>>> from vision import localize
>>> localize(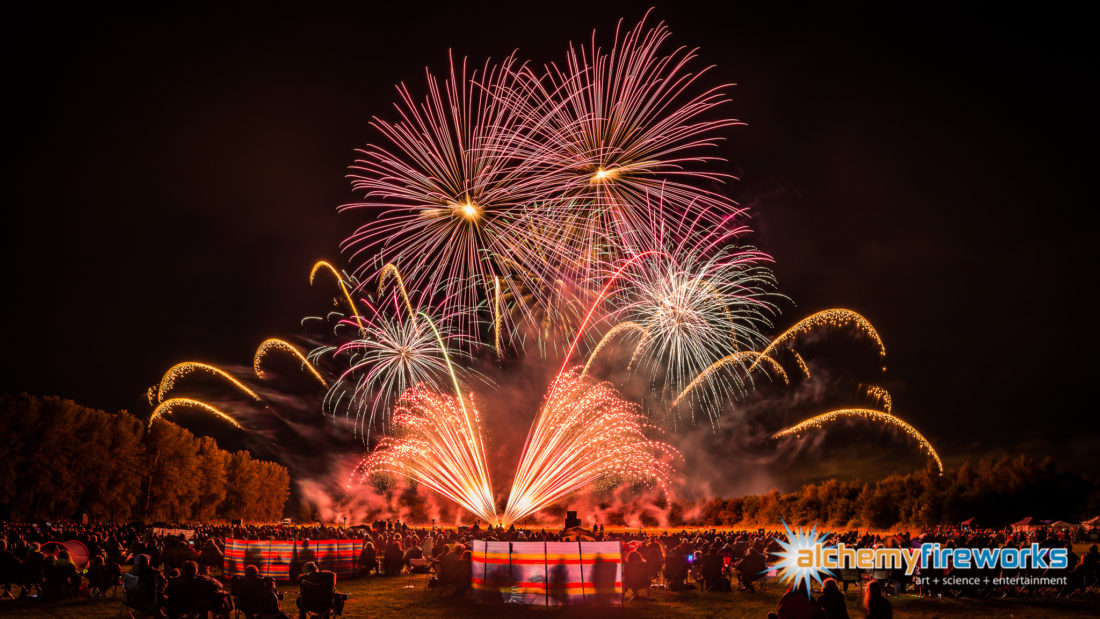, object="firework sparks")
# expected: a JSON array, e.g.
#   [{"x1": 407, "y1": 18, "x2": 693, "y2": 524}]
[
  {"x1": 253, "y1": 338, "x2": 328, "y2": 388},
  {"x1": 606, "y1": 204, "x2": 782, "y2": 422},
  {"x1": 314, "y1": 302, "x2": 467, "y2": 441},
  {"x1": 670, "y1": 351, "x2": 788, "y2": 411},
  {"x1": 148, "y1": 398, "x2": 242, "y2": 430},
  {"x1": 581, "y1": 321, "x2": 646, "y2": 377},
  {"x1": 548, "y1": 250, "x2": 662, "y2": 404},
  {"x1": 865, "y1": 385, "x2": 892, "y2": 412},
  {"x1": 354, "y1": 387, "x2": 497, "y2": 524},
  {"x1": 752, "y1": 309, "x2": 886, "y2": 372},
  {"x1": 502, "y1": 369, "x2": 678, "y2": 526},
  {"x1": 772, "y1": 408, "x2": 943, "y2": 475},
  {"x1": 504, "y1": 11, "x2": 742, "y2": 291},
  {"x1": 378, "y1": 263, "x2": 416, "y2": 322},
  {"x1": 793, "y1": 351, "x2": 811, "y2": 378},
  {"x1": 310, "y1": 260, "x2": 365, "y2": 332},
  {"x1": 155, "y1": 362, "x2": 261, "y2": 403},
  {"x1": 353, "y1": 312, "x2": 495, "y2": 523},
  {"x1": 341, "y1": 53, "x2": 548, "y2": 344}
]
